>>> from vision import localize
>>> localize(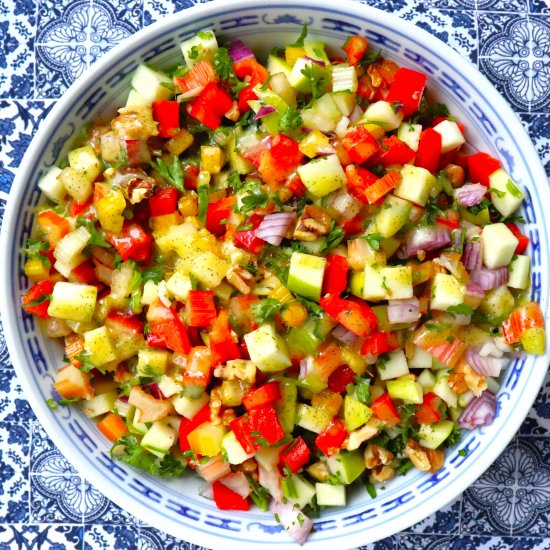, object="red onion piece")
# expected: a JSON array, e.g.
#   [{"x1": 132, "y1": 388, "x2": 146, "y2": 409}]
[
  {"x1": 118, "y1": 395, "x2": 129, "y2": 403},
  {"x1": 270, "y1": 500, "x2": 313, "y2": 546},
  {"x1": 303, "y1": 56, "x2": 326, "y2": 67},
  {"x1": 458, "y1": 390, "x2": 497, "y2": 429},
  {"x1": 228, "y1": 40, "x2": 254, "y2": 63},
  {"x1": 146, "y1": 383, "x2": 164, "y2": 400},
  {"x1": 456, "y1": 183, "x2": 487, "y2": 207},
  {"x1": 465, "y1": 281, "x2": 485, "y2": 299},
  {"x1": 350, "y1": 105, "x2": 363, "y2": 123},
  {"x1": 466, "y1": 349, "x2": 502, "y2": 377},
  {"x1": 470, "y1": 267, "x2": 509, "y2": 291},
  {"x1": 399, "y1": 226, "x2": 451, "y2": 258},
  {"x1": 259, "y1": 464, "x2": 283, "y2": 503},
  {"x1": 387, "y1": 298, "x2": 420, "y2": 324},
  {"x1": 332, "y1": 324, "x2": 359, "y2": 346},
  {"x1": 299, "y1": 358, "x2": 309, "y2": 381},
  {"x1": 219, "y1": 472, "x2": 252, "y2": 499},
  {"x1": 256, "y1": 212, "x2": 296, "y2": 246},
  {"x1": 462, "y1": 241, "x2": 482, "y2": 271},
  {"x1": 254, "y1": 105, "x2": 277, "y2": 120}
]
